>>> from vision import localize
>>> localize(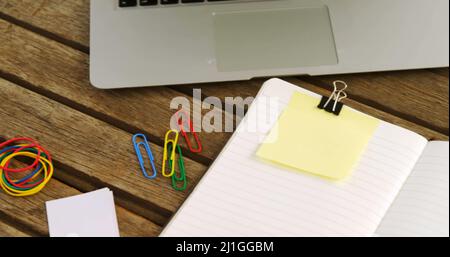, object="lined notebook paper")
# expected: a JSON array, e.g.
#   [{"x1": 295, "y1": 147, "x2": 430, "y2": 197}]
[
  {"x1": 161, "y1": 78, "x2": 435, "y2": 237},
  {"x1": 376, "y1": 141, "x2": 449, "y2": 236}
]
